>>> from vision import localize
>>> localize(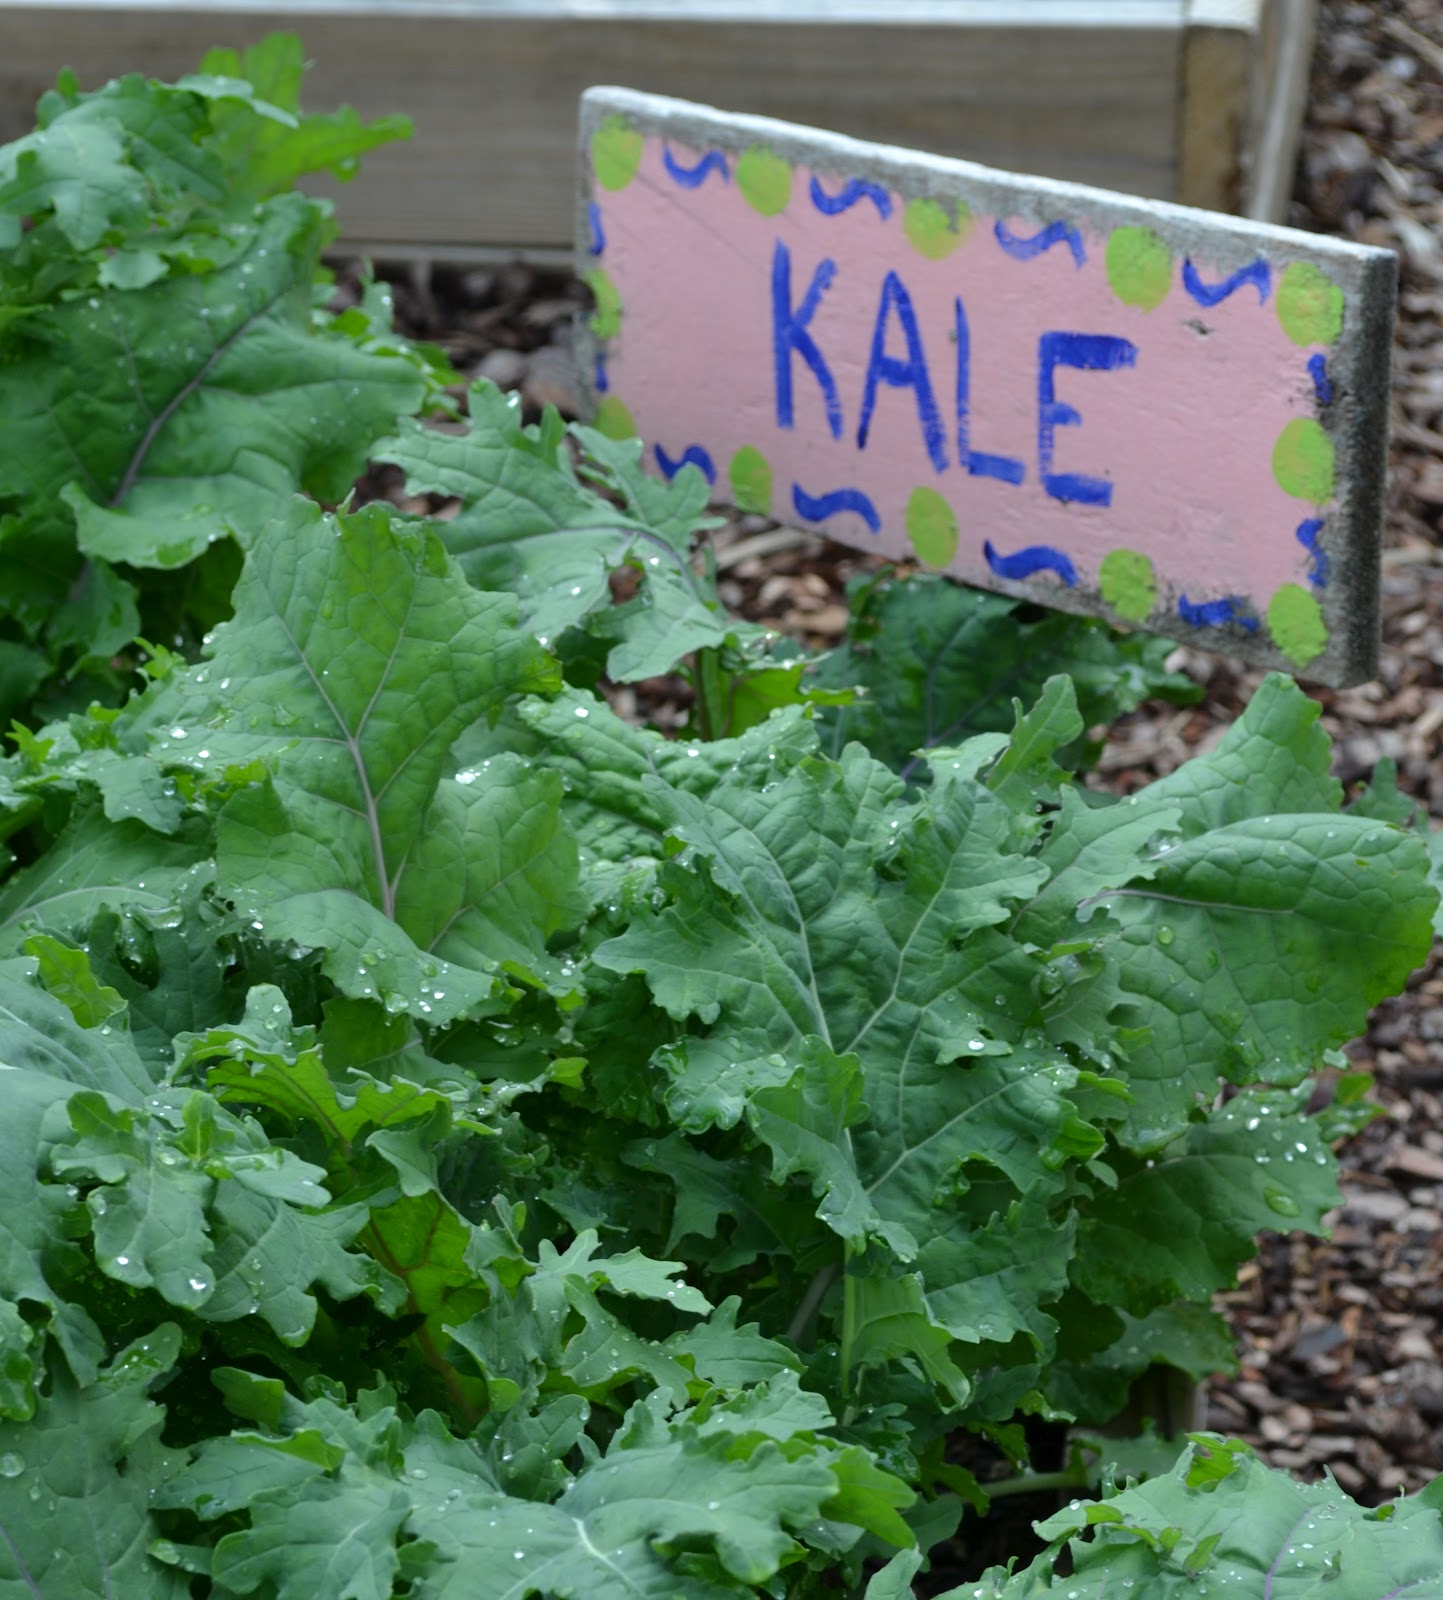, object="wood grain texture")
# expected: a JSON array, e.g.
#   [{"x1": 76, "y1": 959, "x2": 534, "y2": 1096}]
[
  {"x1": 1, "y1": 4, "x2": 1180, "y2": 249},
  {"x1": 1244, "y1": 0, "x2": 1318, "y2": 221},
  {"x1": 1179, "y1": 0, "x2": 1319, "y2": 221},
  {"x1": 0, "y1": 0, "x2": 1312, "y2": 247},
  {"x1": 1179, "y1": 0, "x2": 1259, "y2": 213}
]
